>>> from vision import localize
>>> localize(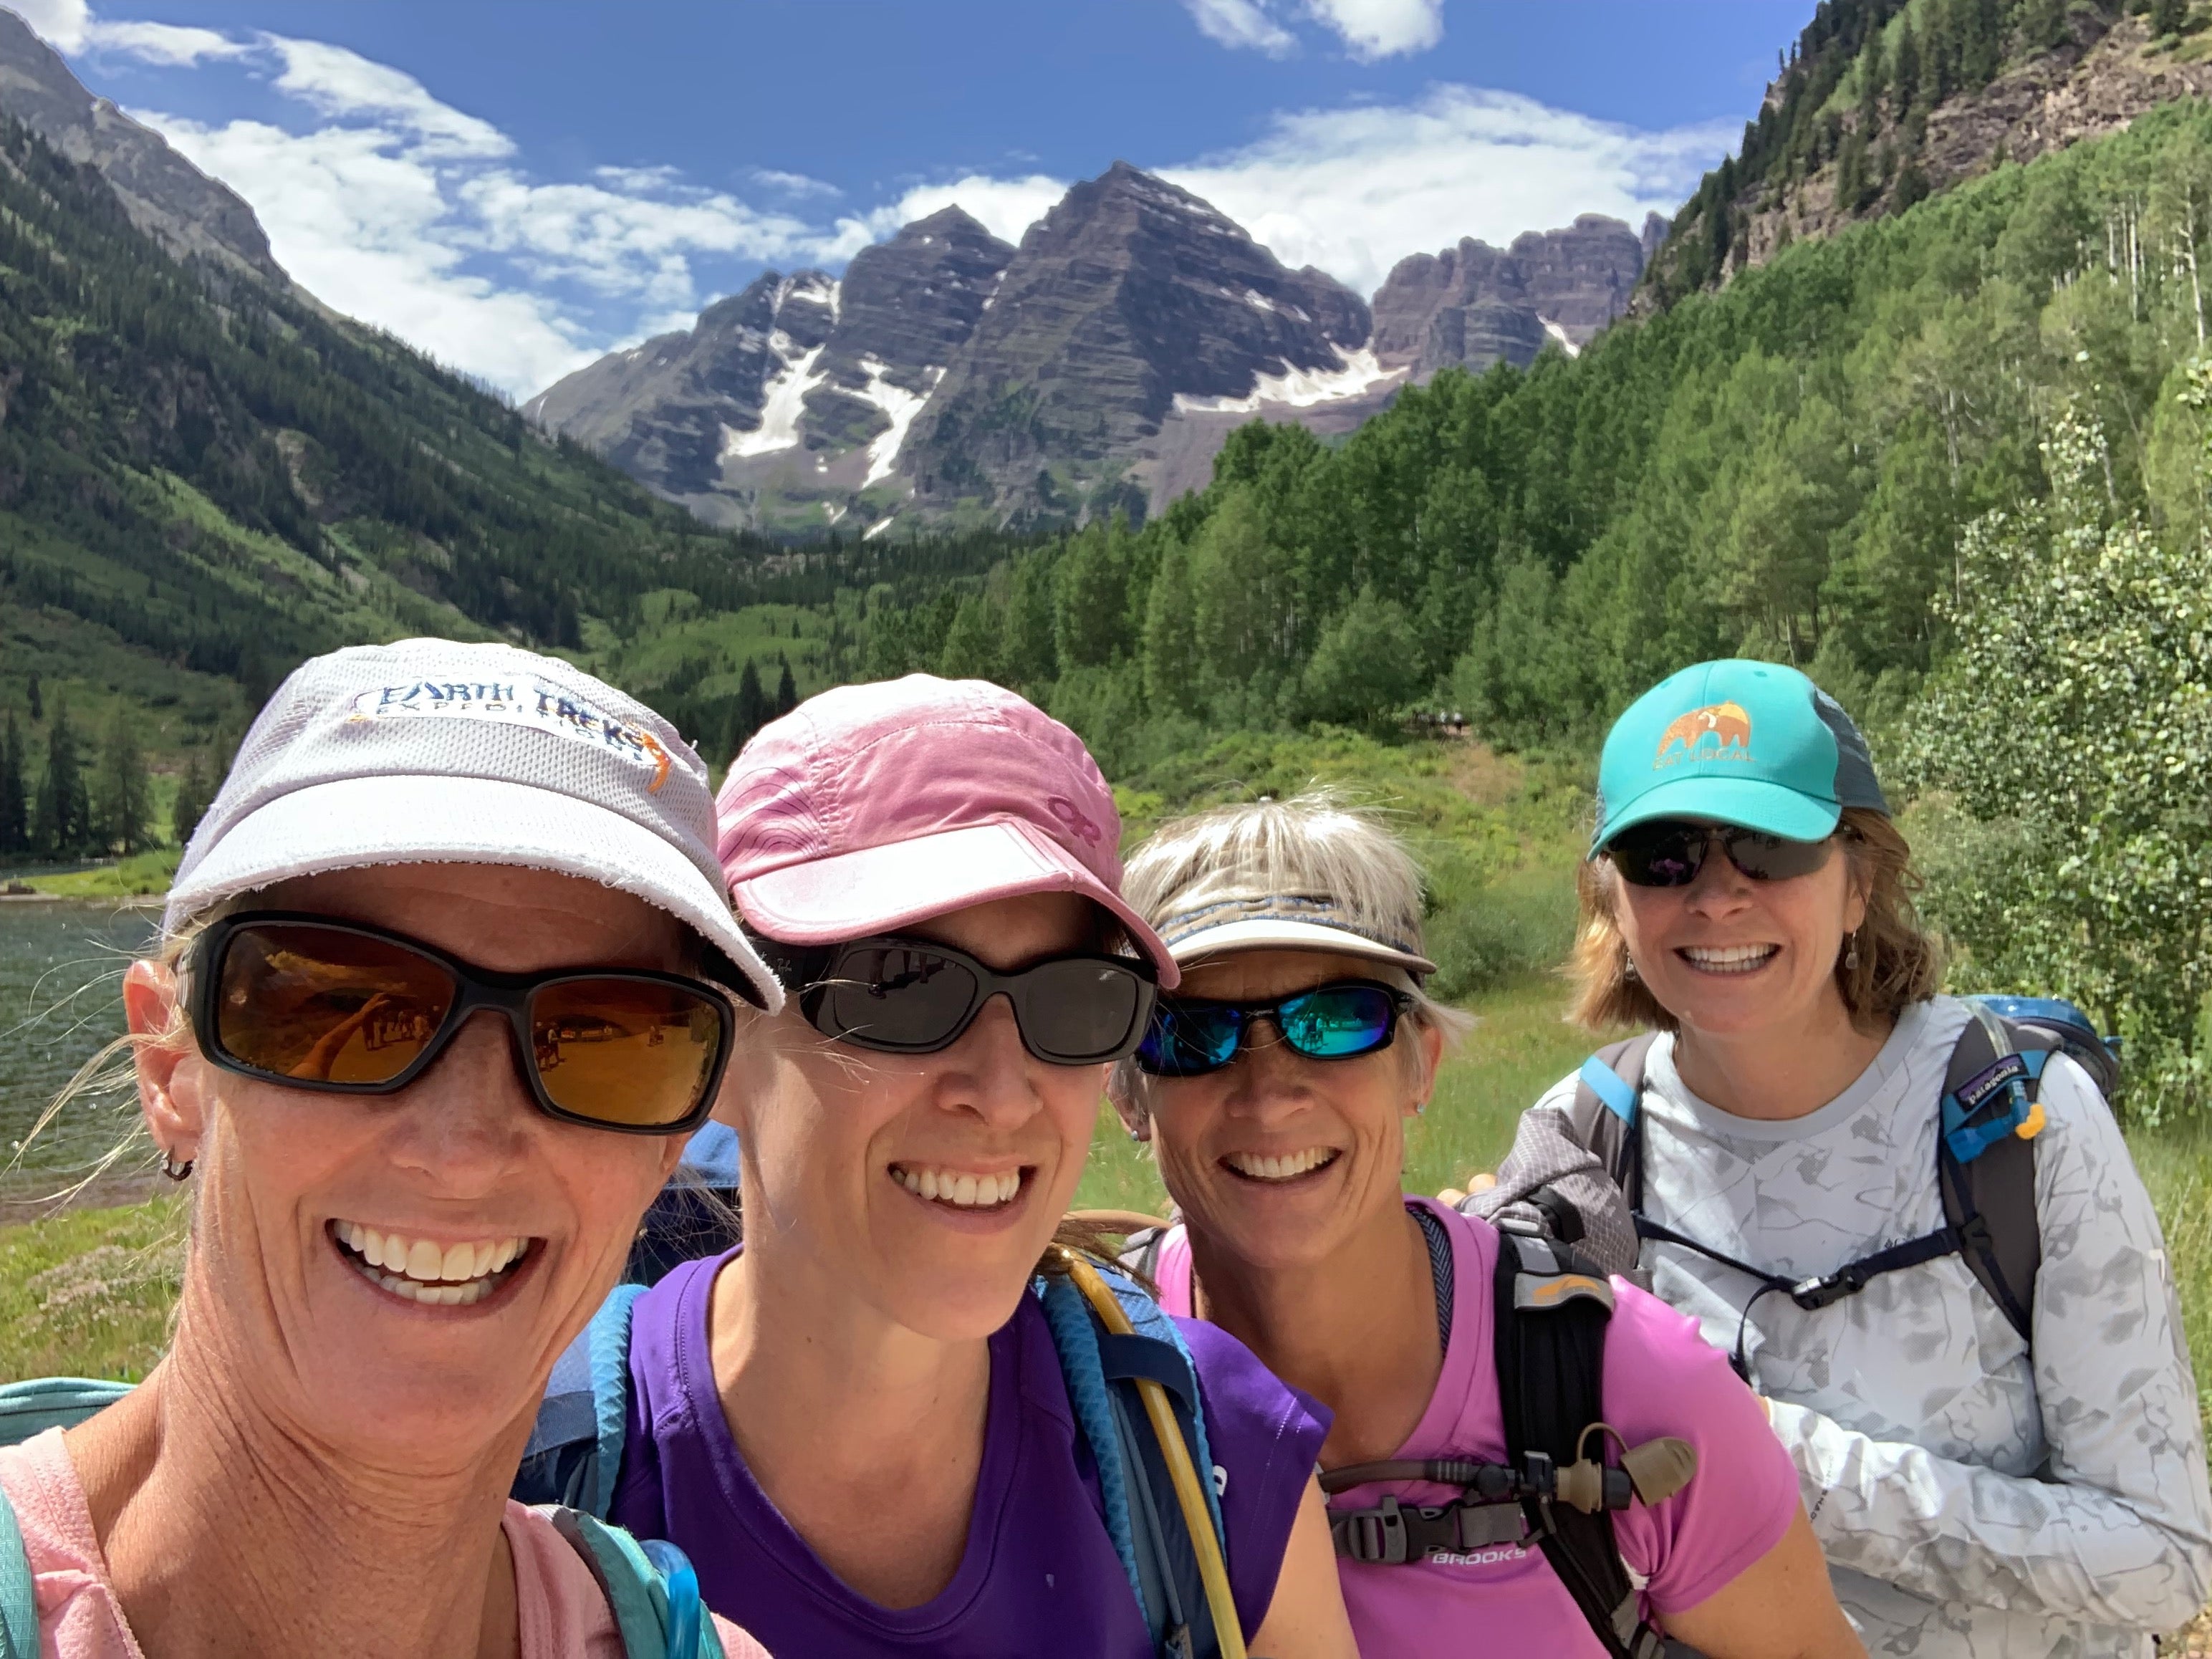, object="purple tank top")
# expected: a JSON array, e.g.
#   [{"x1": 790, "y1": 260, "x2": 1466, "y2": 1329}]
[{"x1": 611, "y1": 1250, "x2": 1328, "y2": 1657}]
